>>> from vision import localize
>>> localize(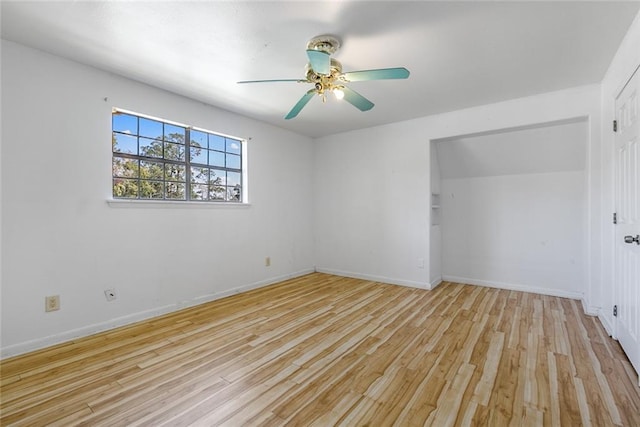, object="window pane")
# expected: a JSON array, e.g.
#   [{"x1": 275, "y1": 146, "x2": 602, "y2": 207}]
[
  {"x1": 112, "y1": 113, "x2": 137, "y2": 134},
  {"x1": 190, "y1": 146, "x2": 207, "y2": 165},
  {"x1": 209, "y1": 134, "x2": 225, "y2": 151},
  {"x1": 210, "y1": 168, "x2": 225, "y2": 185},
  {"x1": 139, "y1": 118, "x2": 163, "y2": 138},
  {"x1": 139, "y1": 137, "x2": 163, "y2": 158},
  {"x1": 165, "y1": 182, "x2": 185, "y2": 200},
  {"x1": 226, "y1": 138, "x2": 241, "y2": 154},
  {"x1": 113, "y1": 178, "x2": 138, "y2": 198},
  {"x1": 113, "y1": 133, "x2": 137, "y2": 154},
  {"x1": 140, "y1": 180, "x2": 163, "y2": 199},
  {"x1": 209, "y1": 150, "x2": 225, "y2": 167},
  {"x1": 191, "y1": 130, "x2": 207, "y2": 148},
  {"x1": 191, "y1": 167, "x2": 208, "y2": 184},
  {"x1": 191, "y1": 184, "x2": 208, "y2": 200},
  {"x1": 140, "y1": 160, "x2": 164, "y2": 180},
  {"x1": 113, "y1": 157, "x2": 139, "y2": 178},
  {"x1": 165, "y1": 164, "x2": 185, "y2": 182},
  {"x1": 164, "y1": 142, "x2": 185, "y2": 161},
  {"x1": 226, "y1": 153, "x2": 241, "y2": 169},
  {"x1": 227, "y1": 185, "x2": 242, "y2": 202},
  {"x1": 227, "y1": 171, "x2": 241, "y2": 186},
  {"x1": 209, "y1": 185, "x2": 225, "y2": 200},
  {"x1": 164, "y1": 124, "x2": 185, "y2": 143}
]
